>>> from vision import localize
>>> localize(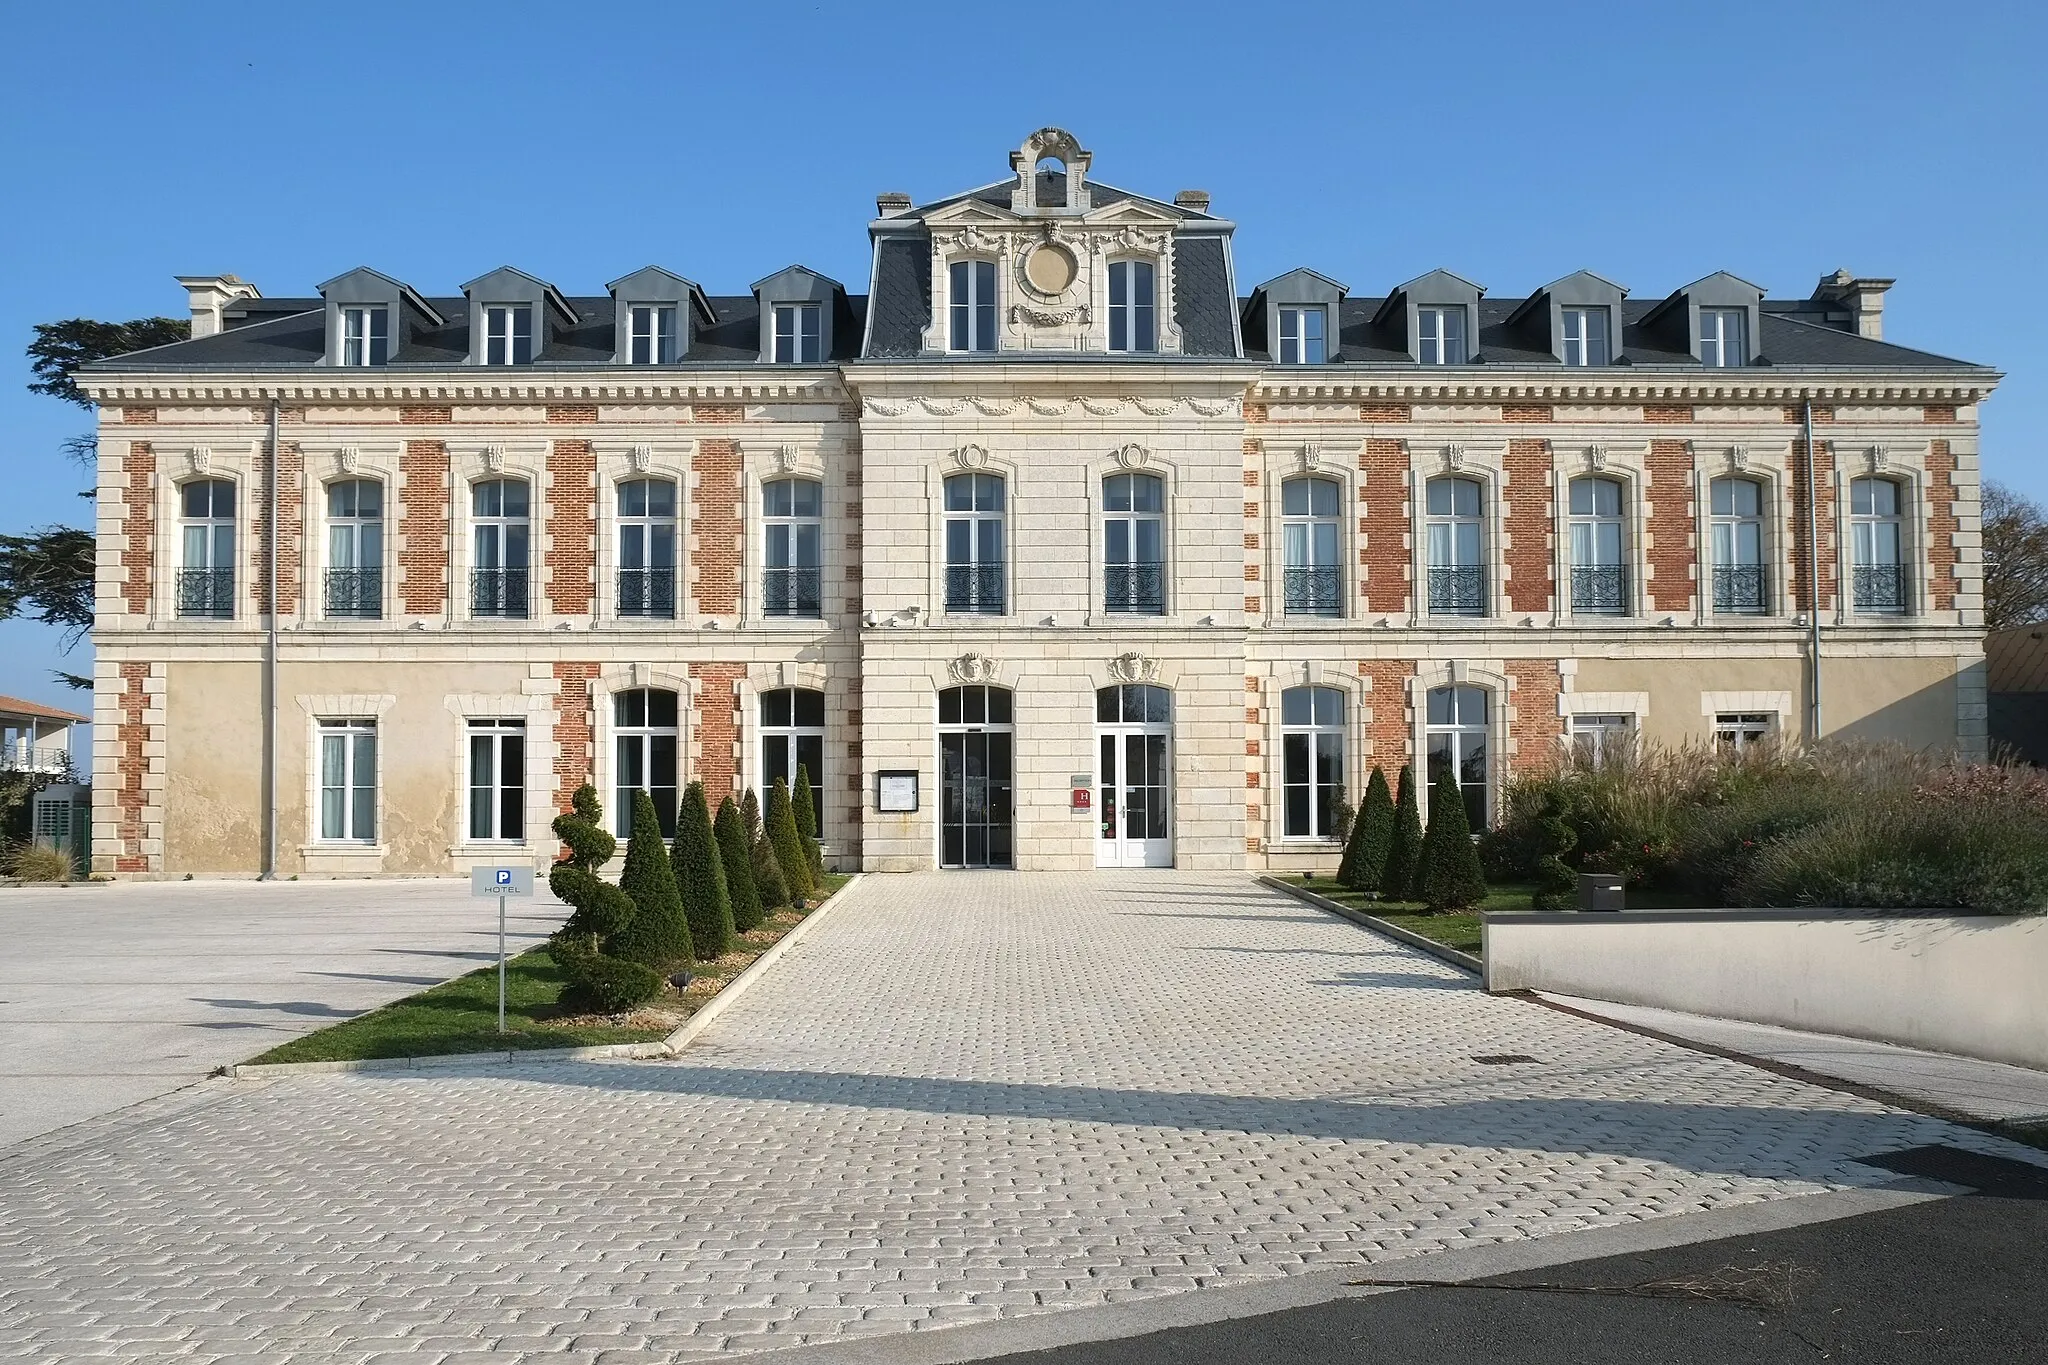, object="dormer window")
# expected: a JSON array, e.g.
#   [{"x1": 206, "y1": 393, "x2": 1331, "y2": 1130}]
[
  {"x1": 774, "y1": 303, "x2": 822, "y2": 362},
  {"x1": 1417, "y1": 306, "x2": 1466, "y2": 364},
  {"x1": 484, "y1": 305, "x2": 534, "y2": 365},
  {"x1": 1278, "y1": 306, "x2": 1326, "y2": 364},
  {"x1": 1560, "y1": 307, "x2": 1609, "y2": 366},
  {"x1": 628, "y1": 304, "x2": 678, "y2": 364},
  {"x1": 341, "y1": 306, "x2": 389, "y2": 366},
  {"x1": 949, "y1": 260, "x2": 997, "y2": 353},
  {"x1": 1699, "y1": 308, "x2": 1747, "y2": 367},
  {"x1": 1107, "y1": 260, "x2": 1156, "y2": 353}
]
